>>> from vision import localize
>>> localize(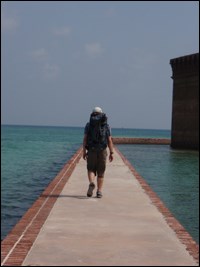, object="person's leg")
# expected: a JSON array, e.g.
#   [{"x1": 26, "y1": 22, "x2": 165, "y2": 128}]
[
  {"x1": 96, "y1": 149, "x2": 107, "y2": 198},
  {"x1": 97, "y1": 177, "x2": 104, "y2": 192},
  {"x1": 86, "y1": 150, "x2": 97, "y2": 197},
  {"x1": 88, "y1": 171, "x2": 95, "y2": 184}
]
